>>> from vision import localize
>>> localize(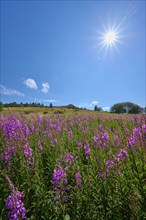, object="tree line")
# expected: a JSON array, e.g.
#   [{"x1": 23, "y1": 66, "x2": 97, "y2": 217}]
[
  {"x1": 94, "y1": 102, "x2": 145, "y2": 114},
  {"x1": 0, "y1": 101, "x2": 145, "y2": 114}
]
